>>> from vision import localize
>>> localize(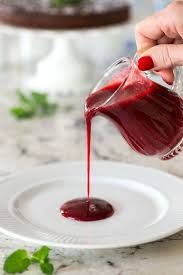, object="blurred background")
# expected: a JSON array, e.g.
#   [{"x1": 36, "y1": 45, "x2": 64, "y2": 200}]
[
  {"x1": 1, "y1": 0, "x2": 182, "y2": 179},
  {"x1": 0, "y1": 0, "x2": 172, "y2": 97}
]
